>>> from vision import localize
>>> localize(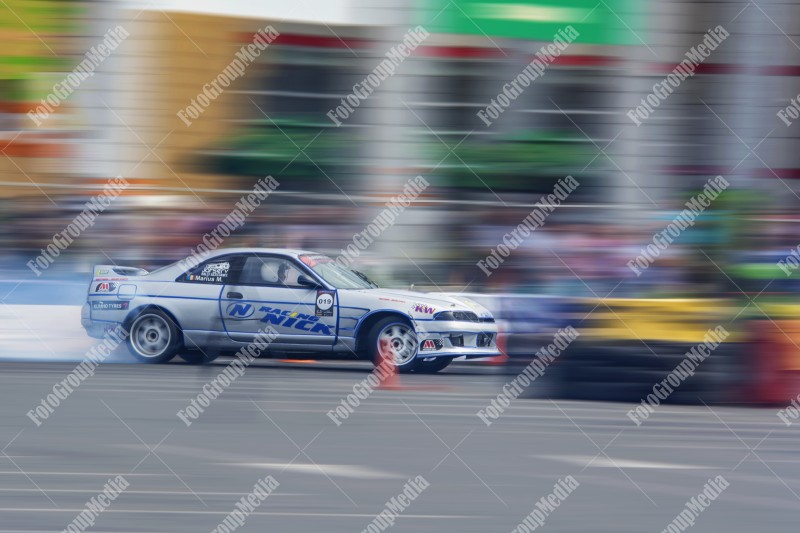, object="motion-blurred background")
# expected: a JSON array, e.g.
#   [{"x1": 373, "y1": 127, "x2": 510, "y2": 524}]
[{"x1": 3, "y1": 0, "x2": 798, "y2": 286}]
